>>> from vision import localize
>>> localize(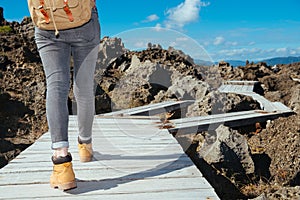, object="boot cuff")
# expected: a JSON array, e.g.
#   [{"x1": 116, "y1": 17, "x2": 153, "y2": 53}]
[
  {"x1": 52, "y1": 153, "x2": 72, "y2": 165},
  {"x1": 78, "y1": 136, "x2": 92, "y2": 144}
]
